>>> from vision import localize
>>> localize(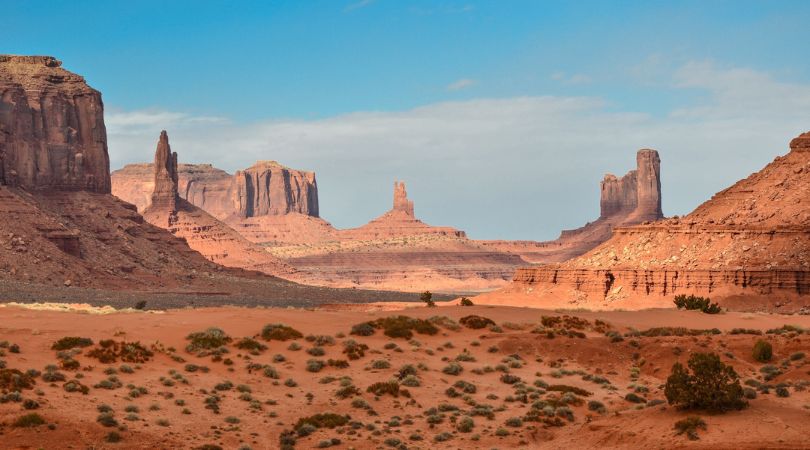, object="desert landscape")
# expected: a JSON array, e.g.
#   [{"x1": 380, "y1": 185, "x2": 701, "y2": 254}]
[{"x1": 3, "y1": 2, "x2": 810, "y2": 449}]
